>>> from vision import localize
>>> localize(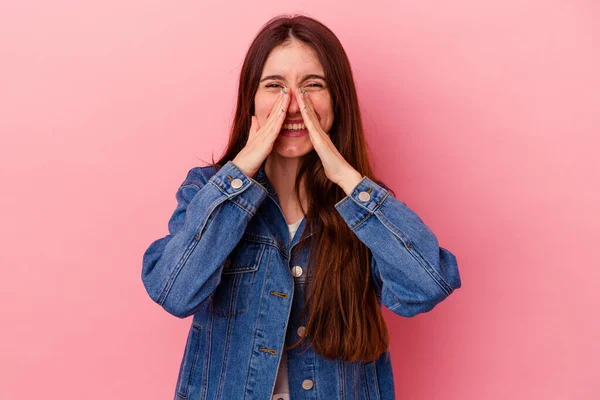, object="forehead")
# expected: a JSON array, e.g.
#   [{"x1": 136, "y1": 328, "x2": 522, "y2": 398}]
[{"x1": 261, "y1": 41, "x2": 324, "y2": 77}]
